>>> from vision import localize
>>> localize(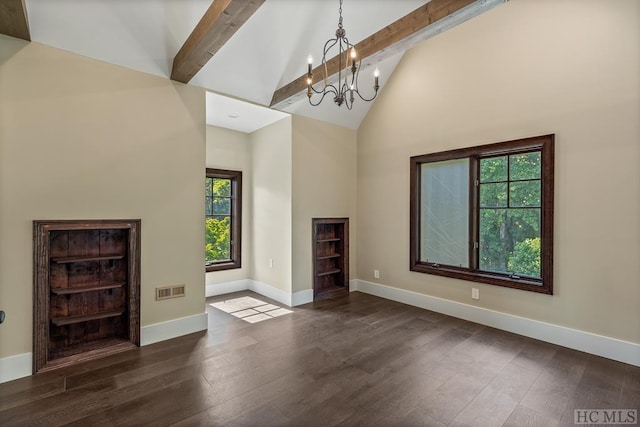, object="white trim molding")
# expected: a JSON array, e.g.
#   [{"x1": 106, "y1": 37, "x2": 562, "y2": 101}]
[
  {"x1": 250, "y1": 280, "x2": 293, "y2": 306},
  {"x1": 0, "y1": 312, "x2": 210, "y2": 384},
  {"x1": 206, "y1": 279, "x2": 313, "y2": 307},
  {"x1": 0, "y1": 352, "x2": 32, "y2": 384},
  {"x1": 291, "y1": 289, "x2": 314, "y2": 306},
  {"x1": 140, "y1": 312, "x2": 208, "y2": 346},
  {"x1": 352, "y1": 279, "x2": 640, "y2": 367},
  {"x1": 206, "y1": 279, "x2": 252, "y2": 298}
]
